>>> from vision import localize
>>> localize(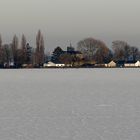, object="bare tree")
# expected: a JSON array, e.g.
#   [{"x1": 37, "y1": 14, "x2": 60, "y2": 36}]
[
  {"x1": 77, "y1": 38, "x2": 111, "y2": 63},
  {"x1": 130, "y1": 46, "x2": 139, "y2": 61},
  {"x1": 3, "y1": 44, "x2": 13, "y2": 67},
  {"x1": 11, "y1": 35, "x2": 19, "y2": 65},
  {"x1": 39, "y1": 35, "x2": 45, "y2": 64},
  {"x1": 21, "y1": 34, "x2": 27, "y2": 64},
  {"x1": 21, "y1": 34, "x2": 26, "y2": 50},
  {"x1": 36, "y1": 30, "x2": 41, "y2": 52},
  {"x1": 35, "y1": 30, "x2": 45, "y2": 66},
  {"x1": 112, "y1": 40, "x2": 139, "y2": 61},
  {"x1": 0, "y1": 35, "x2": 3, "y2": 65},
  {"x1": 0, "y1": 34, "x2": 2, "y2": 48}
]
